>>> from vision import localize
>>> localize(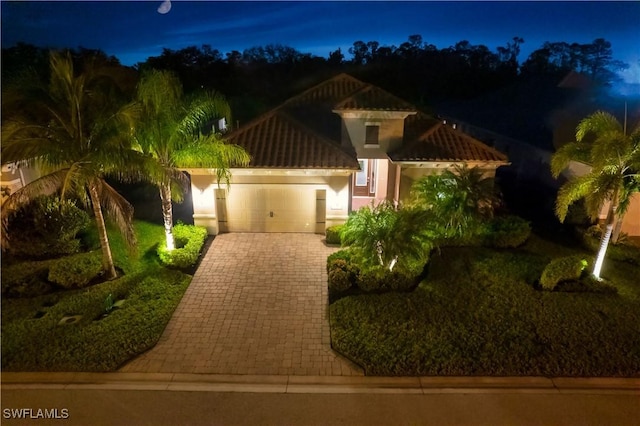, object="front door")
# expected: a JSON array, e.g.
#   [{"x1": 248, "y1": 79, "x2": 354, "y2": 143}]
[{"x1": 353, "y1": 159, "x2": 376, "y2": 197}]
